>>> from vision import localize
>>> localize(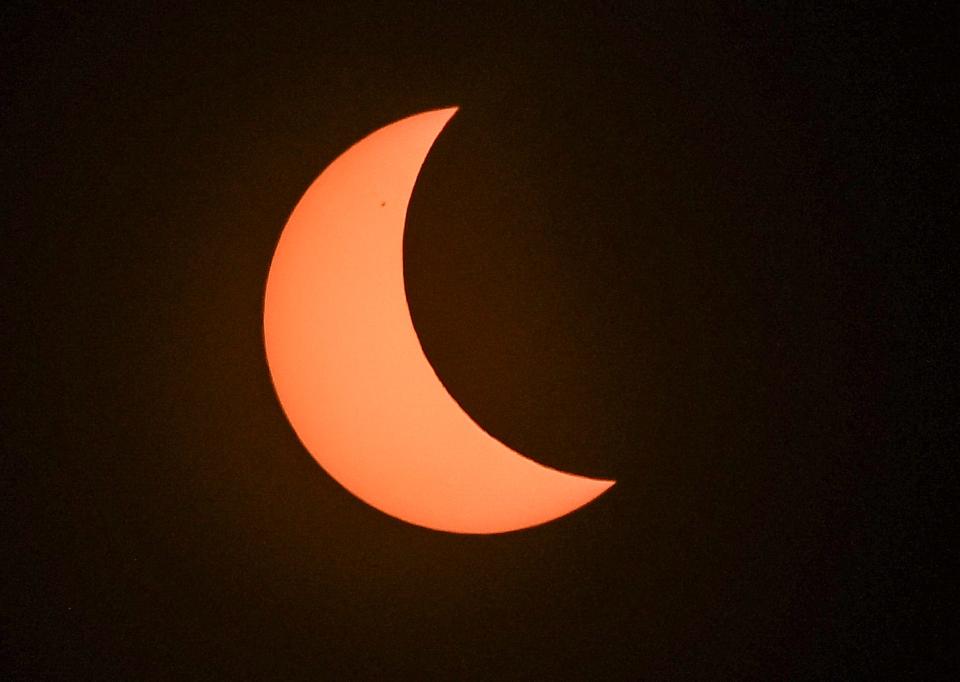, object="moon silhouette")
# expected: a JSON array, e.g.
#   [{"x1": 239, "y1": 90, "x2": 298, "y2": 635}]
[{"x1": 263, "y1": 107, "x2": 614, "y2": 533}]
